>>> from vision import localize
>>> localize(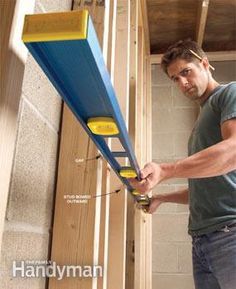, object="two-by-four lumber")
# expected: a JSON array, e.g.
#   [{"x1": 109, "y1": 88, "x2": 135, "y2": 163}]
[
  {"x1": 134, "y1": 4, "x2": 152, "y2": 289},
  {"x1": 48, "y1": 3, "x2": 106, "y2": 289},
  {"x1": 49, "y1": 106, "x2": 98, "y2": 289},
  {"x1": 149, "y1": 51, "x2": 236, "y2": 64},
  {"x1": 126, "y1": 1, "x2": 153, "y2": 288},
  {"x1": 196, "y1": 0, "x2": 210, "y2": 46},
  {"x1": 107, "y1": 1, "x2": 130, "y2": 288},
  {"x1": 126, "y1": 0, "x2": 139, "y2": 287},
  {"x1": 139, "y1": 0, "x2": 151, "y2": 55}
]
